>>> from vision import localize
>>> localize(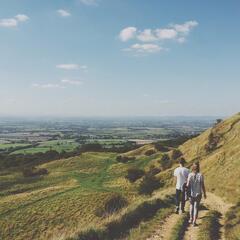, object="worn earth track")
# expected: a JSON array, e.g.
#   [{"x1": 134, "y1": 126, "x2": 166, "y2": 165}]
[{"x1": 146, "y1": 191, "x2": 232, "y2": 240}]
